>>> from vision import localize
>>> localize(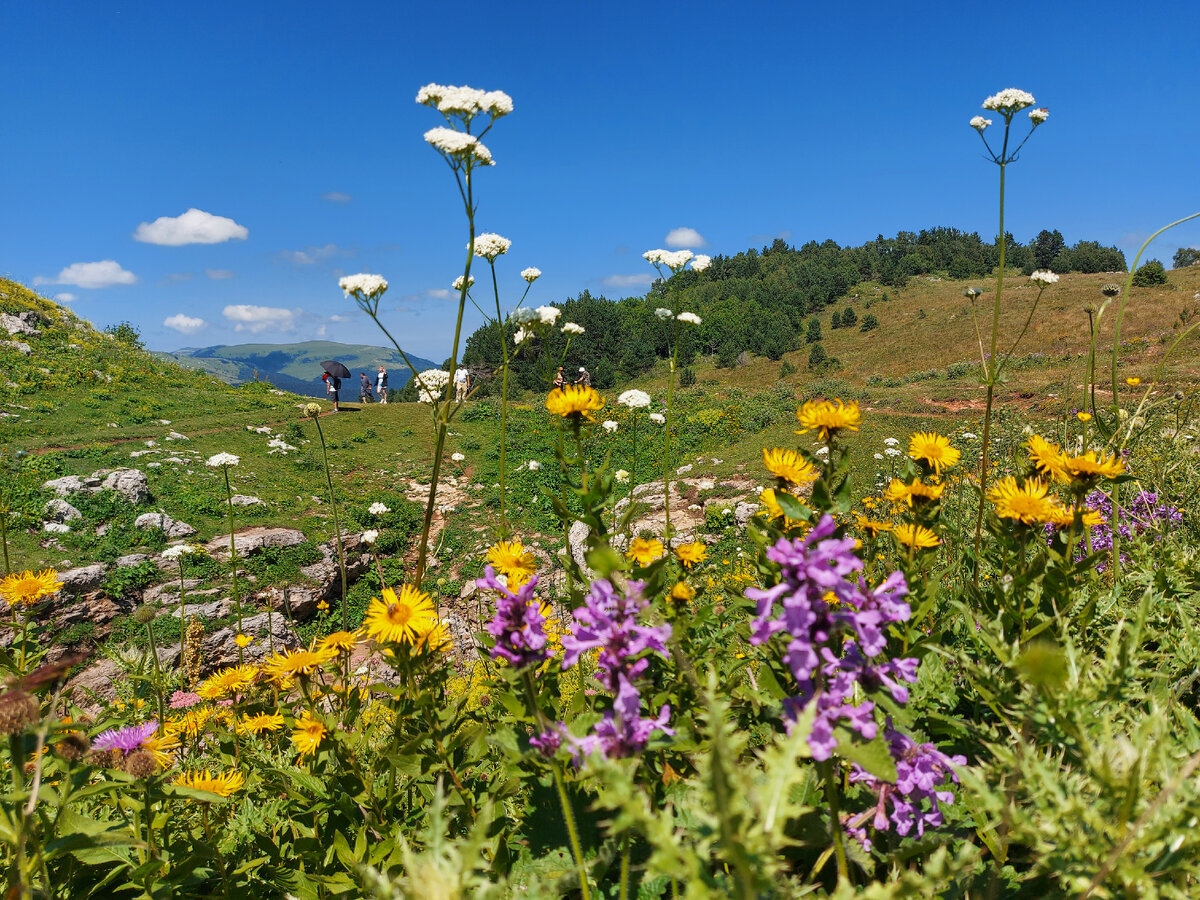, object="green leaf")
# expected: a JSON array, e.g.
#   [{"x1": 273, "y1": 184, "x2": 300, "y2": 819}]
[
  {"x1": 775, "y1": 490, "x2": 808, "y2": 521},
  {"x1": 833, "y1": 728, "x2": 898, "y2": 782}
]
